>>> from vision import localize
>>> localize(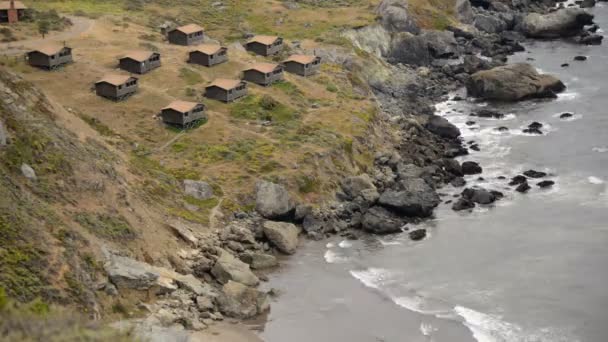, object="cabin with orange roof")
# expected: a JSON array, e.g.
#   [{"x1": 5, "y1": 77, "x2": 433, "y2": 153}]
[
  {"x1": 160, "y1": 101, "x2": 206, "y2": 127},
  {"x1": 243, "y1": 63, "x2": 283, "y2": 86},
  {"x1": 95, "y1": 74, "x2": 138, "y2": 101},
  {"x1": 188, "y1": 44, "x2": 228, "y2": 67},
  {"x1": 245, "y1": 35, "x2": 283, "y2": 56},
  {"x1": 0, "y1": 1, "x2": 26, "y2": 24},
  {"x1": 167, "y1": 24, "x2": 204, "y2": 46},
  {"x1": 205, "y1": 78, "x2": 248, "y2": 102},
  {"x1": 119, "y1": 51, "x2": 161, "y2": 74},
  {"x1": 27, "y1": 44, "x2": 73, "y2": 70},
  {"x1": 283, "y1": 54, "x2": 321, "y2": 76}
]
